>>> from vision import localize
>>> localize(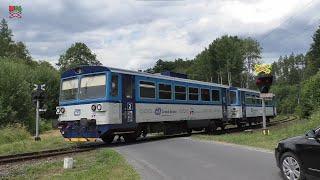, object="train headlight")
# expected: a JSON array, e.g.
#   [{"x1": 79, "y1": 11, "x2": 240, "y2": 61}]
[
  {"x1": 97, "y1": 104, "x2": 102, "y2": 111},
  {"x1": 91, "y1": 105, "x2": 97, "y2": 111},
  {"x1": 56, "y1": 107, "x2": 61, "y2": 114},
  {"x1": 56, "y1": 107, "x2": 65, "y2": 114}
]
